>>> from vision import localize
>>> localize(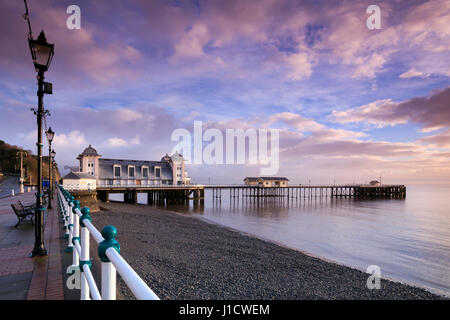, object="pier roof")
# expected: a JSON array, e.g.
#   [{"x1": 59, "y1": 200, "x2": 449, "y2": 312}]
[
  {"x1": 244, "y1": 176, "x2": 289, "y2": 181},
  {"x1": 260, "y1": 177, "x2": 289, "y2": 181},
  {"x1": 78, "y1": 145, "x2": 101, "y2": 158},
  {"x1": 62, "y1": 171, "x2": 96, "y2": 180}
]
